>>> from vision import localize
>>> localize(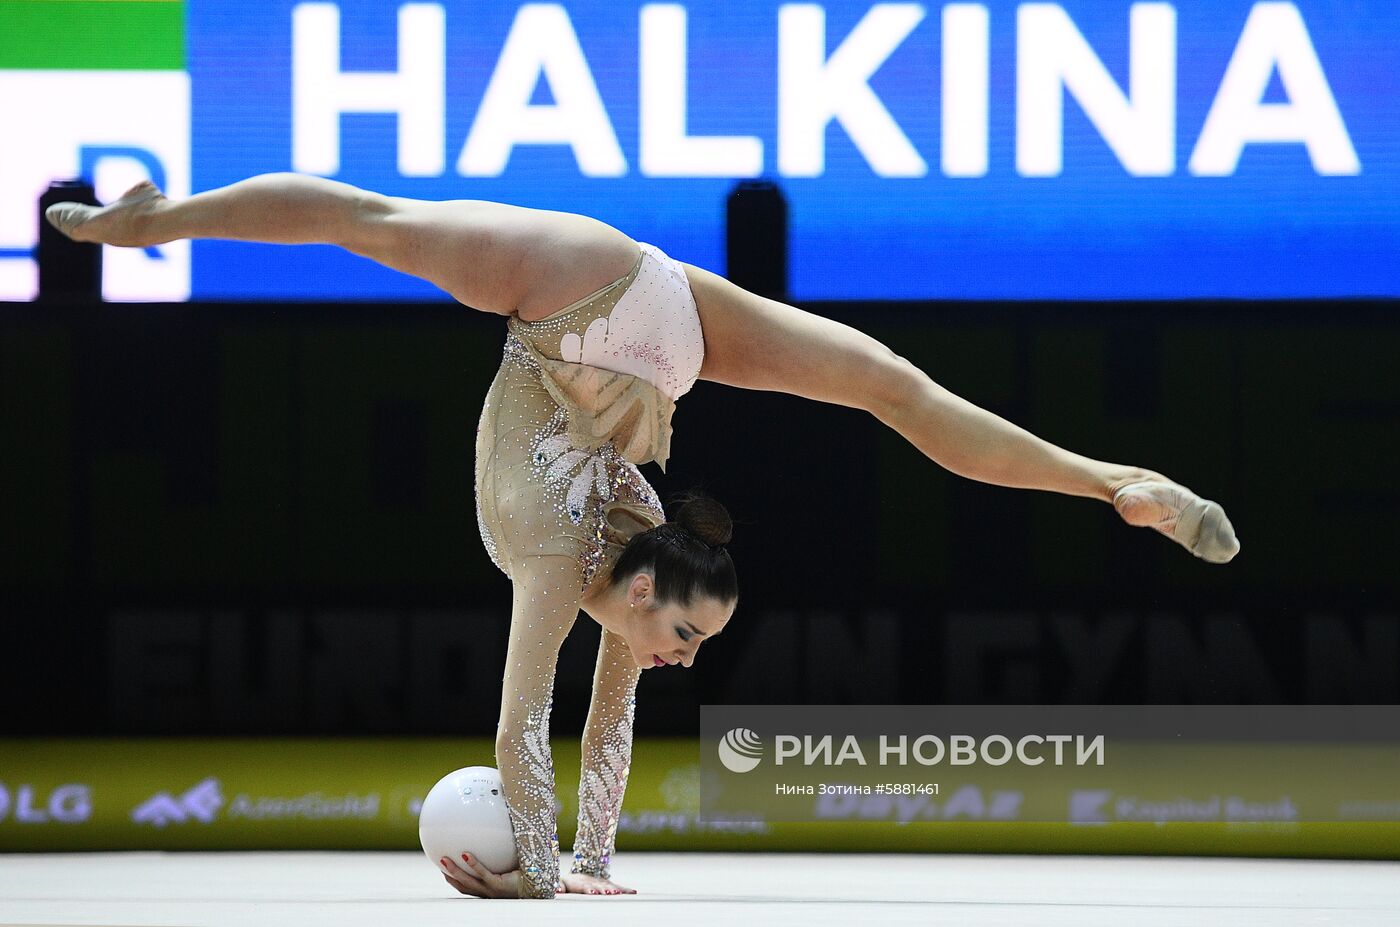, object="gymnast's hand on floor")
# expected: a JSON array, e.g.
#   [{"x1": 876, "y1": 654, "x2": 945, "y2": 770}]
[
  {"x1": 437, "y1": 853, "x2": 524, "y2": 898},
  {"x1": 561, "y1": 872, "x2": 637, "y2": 895}
]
